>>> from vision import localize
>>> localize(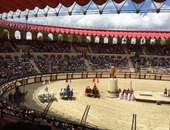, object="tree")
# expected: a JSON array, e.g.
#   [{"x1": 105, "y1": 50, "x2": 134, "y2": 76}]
[
  {"x1": 86, "y1": 37, "x2": 90, "y2": 43},
  {"x1": 2, "y1": 29, "x2": 9, "y2": 40},
  {"x1": 77, "y1": 35, "x2": 82, "y2": 43},
  {"x1": 48, "y1": 36, "x2": 52, "y2": 41},
  {"x1": 37, "y1": 35, "x2": 43, "y2": 41},
  {"x1": 68, "y1": 35, "x2": 72, "y2": 43},
  {"x1": 58, "y1": 34, "x2": 63, "y2": 42},
  {"x1": 160, "y1": 38, "x2": 166, "y2": 45}
]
